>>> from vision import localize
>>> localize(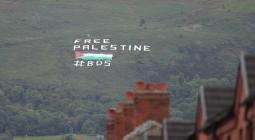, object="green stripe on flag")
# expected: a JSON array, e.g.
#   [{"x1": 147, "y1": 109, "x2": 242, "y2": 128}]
[{"x1": 80, "y1": 56, "x2": 112, "y2": 60}]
